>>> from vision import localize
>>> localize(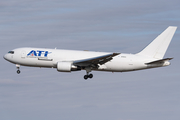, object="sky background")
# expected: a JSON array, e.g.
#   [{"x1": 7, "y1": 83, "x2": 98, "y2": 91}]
[{"x1": 0, "y1": 0, "x2": 180, "y2": 120}]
